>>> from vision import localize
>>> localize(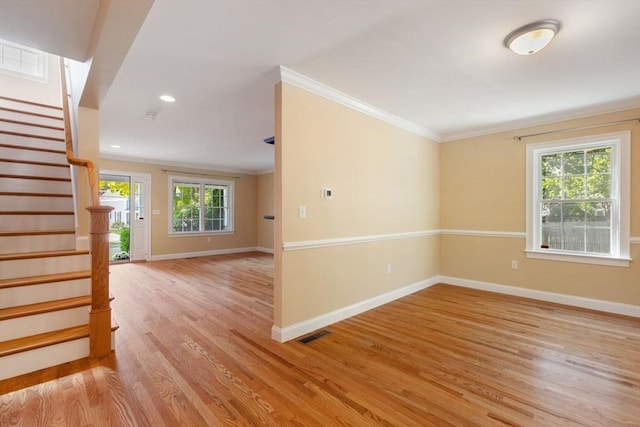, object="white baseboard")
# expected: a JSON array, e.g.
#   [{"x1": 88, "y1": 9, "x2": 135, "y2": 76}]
[
  {"x1": 76, "y1": 235, "x2": 89, "y2": 251},
  {"x1": 256, "y1": 247, "x2": 275, "y2": 254},
  {"x1": 149, "y1": 247, "x2": 261, "y2": 262},
  {"x1": 438, "y1": 275, "x2": 640, "y2": 318},
  {"x1": 271, "y1": 277, "x2": 440, "y2": 342}
]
